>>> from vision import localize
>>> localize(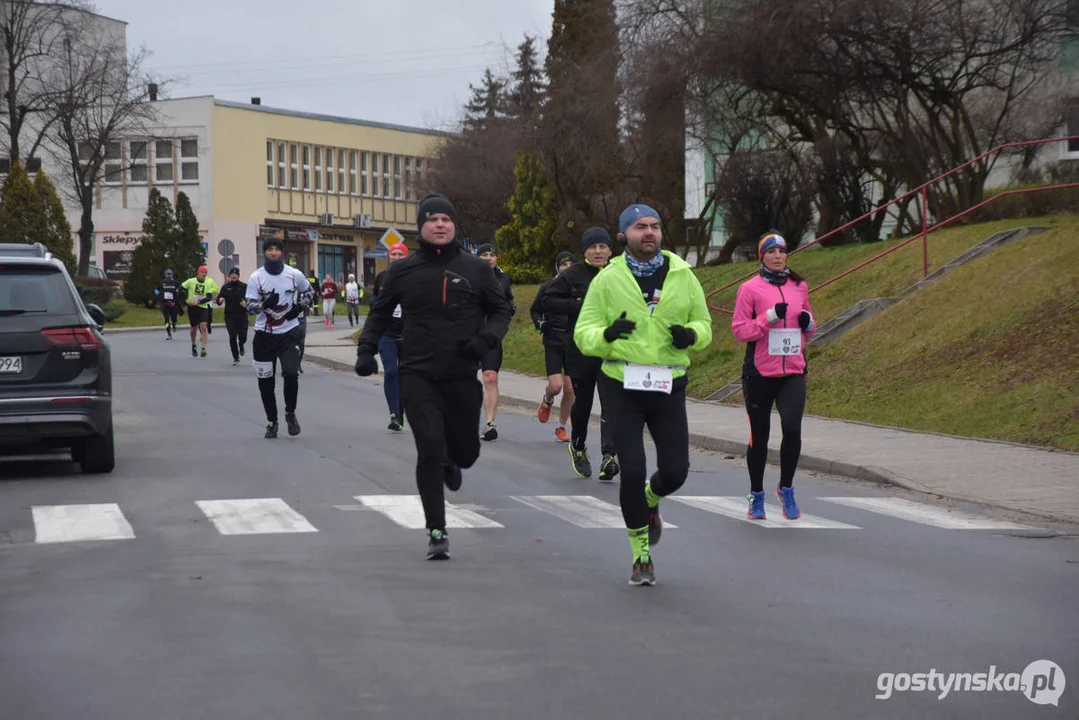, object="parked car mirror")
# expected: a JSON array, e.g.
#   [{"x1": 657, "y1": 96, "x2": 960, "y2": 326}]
[{"x1": 86, "y1": 303, "x2": 106, "y2": 328}]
